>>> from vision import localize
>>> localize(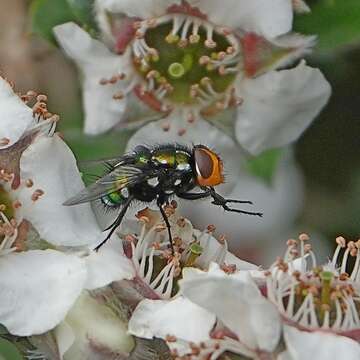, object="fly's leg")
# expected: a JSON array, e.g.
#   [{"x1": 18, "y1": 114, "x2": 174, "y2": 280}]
[
  {"x1": 209, "y1": 187, "x2": 263, "y2": 217},
  {"x1": 157, "y1": 199, "x2": 175, "y2": 254},
  {"x1": 94, "y1": 196, "x2": 133, "y2": 251},
  {"x1": 177, "y1": 190, "x2": 211, "y2": 200},
  {"x1": 178, "y1": 190, "x2": 253, "y2": 205}
]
